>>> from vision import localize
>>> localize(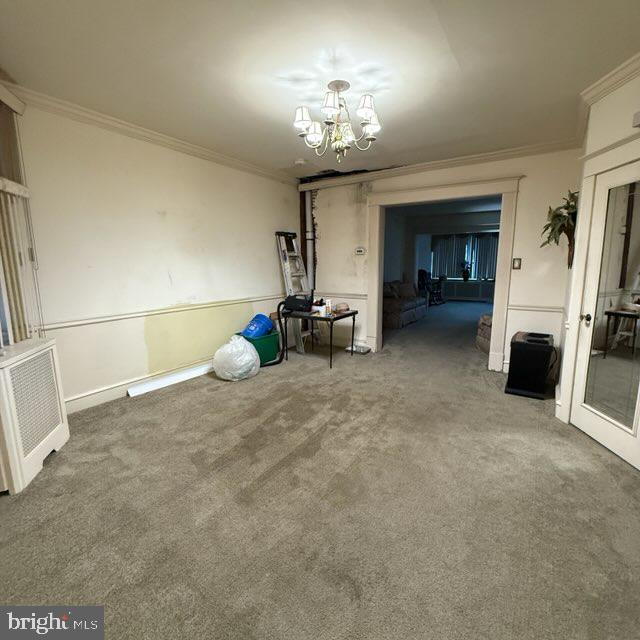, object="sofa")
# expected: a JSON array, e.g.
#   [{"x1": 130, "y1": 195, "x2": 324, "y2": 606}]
[{"x1": 383, "y1": 281, "x2": 428, "y2": 329}]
